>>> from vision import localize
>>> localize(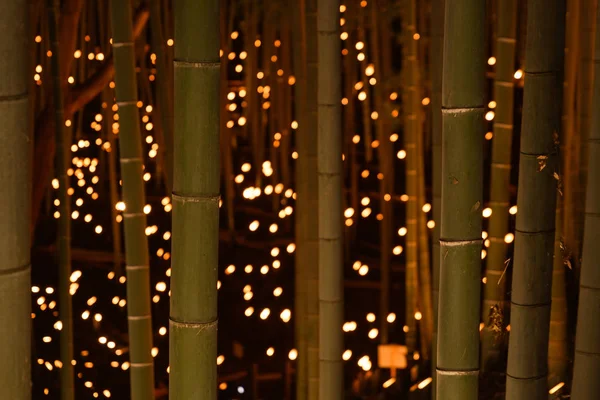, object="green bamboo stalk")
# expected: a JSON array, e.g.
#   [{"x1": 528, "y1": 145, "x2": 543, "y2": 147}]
[
  {"x1": 47, "y1": 1, "x2": 74, "y2": 398},
  {"x1": 436, "y1": 0, "x2": 485, "y2": 398},
  {"x1": 430, "y1": 1, "x2": 444, "y2": 397},
  {"x1": 357, "y1": 22, "x2": 373, "y2": 163},
  {"x1": 416, "y1": 107, "x2": 433, "y2": 362},
  {"x1": 0, "y1": 1, "x2": 31, "y2": 398},
  {"x1": 150, "y1": 0, "x2": 173, "y2": 193},
  {"x1": 305, "y1": 0, "x2": 320, "y2": 397},
  {"x1": 403, "y1": 0, "x2": 419, "y2": 356},
  {"x1": 481, "y1": 0, "x2": 517, "y2": 372},
  {"x1": 170, "y1": 0, "x2": 220, "y2": 399},
  {"x1": 318, "y1": 0, "x2": 344, "y2": 398},
  {"x1": 571, "y1": 4, "x2": 600, "y2": 396},
  {"x1": 109, "y1": 1, "x2": 156, "y2": 399},
  {"x1": 292, "y1": 0, "x2": 309, "y2": 397},
  {"x1": 505, "y1": 0, "x2": 565, "y2": 398}
]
